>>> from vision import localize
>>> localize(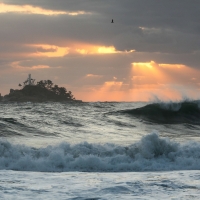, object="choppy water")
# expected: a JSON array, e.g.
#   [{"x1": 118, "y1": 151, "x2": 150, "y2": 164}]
[{"x1": 0, "y1": 101, "x2": 200, "y2": 199}]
